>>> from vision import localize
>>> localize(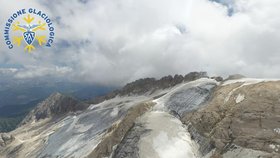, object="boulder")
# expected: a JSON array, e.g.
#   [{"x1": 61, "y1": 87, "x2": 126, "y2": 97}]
[{"x1": 0, "y1": 133, "x2": 14, "y2": 147}]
